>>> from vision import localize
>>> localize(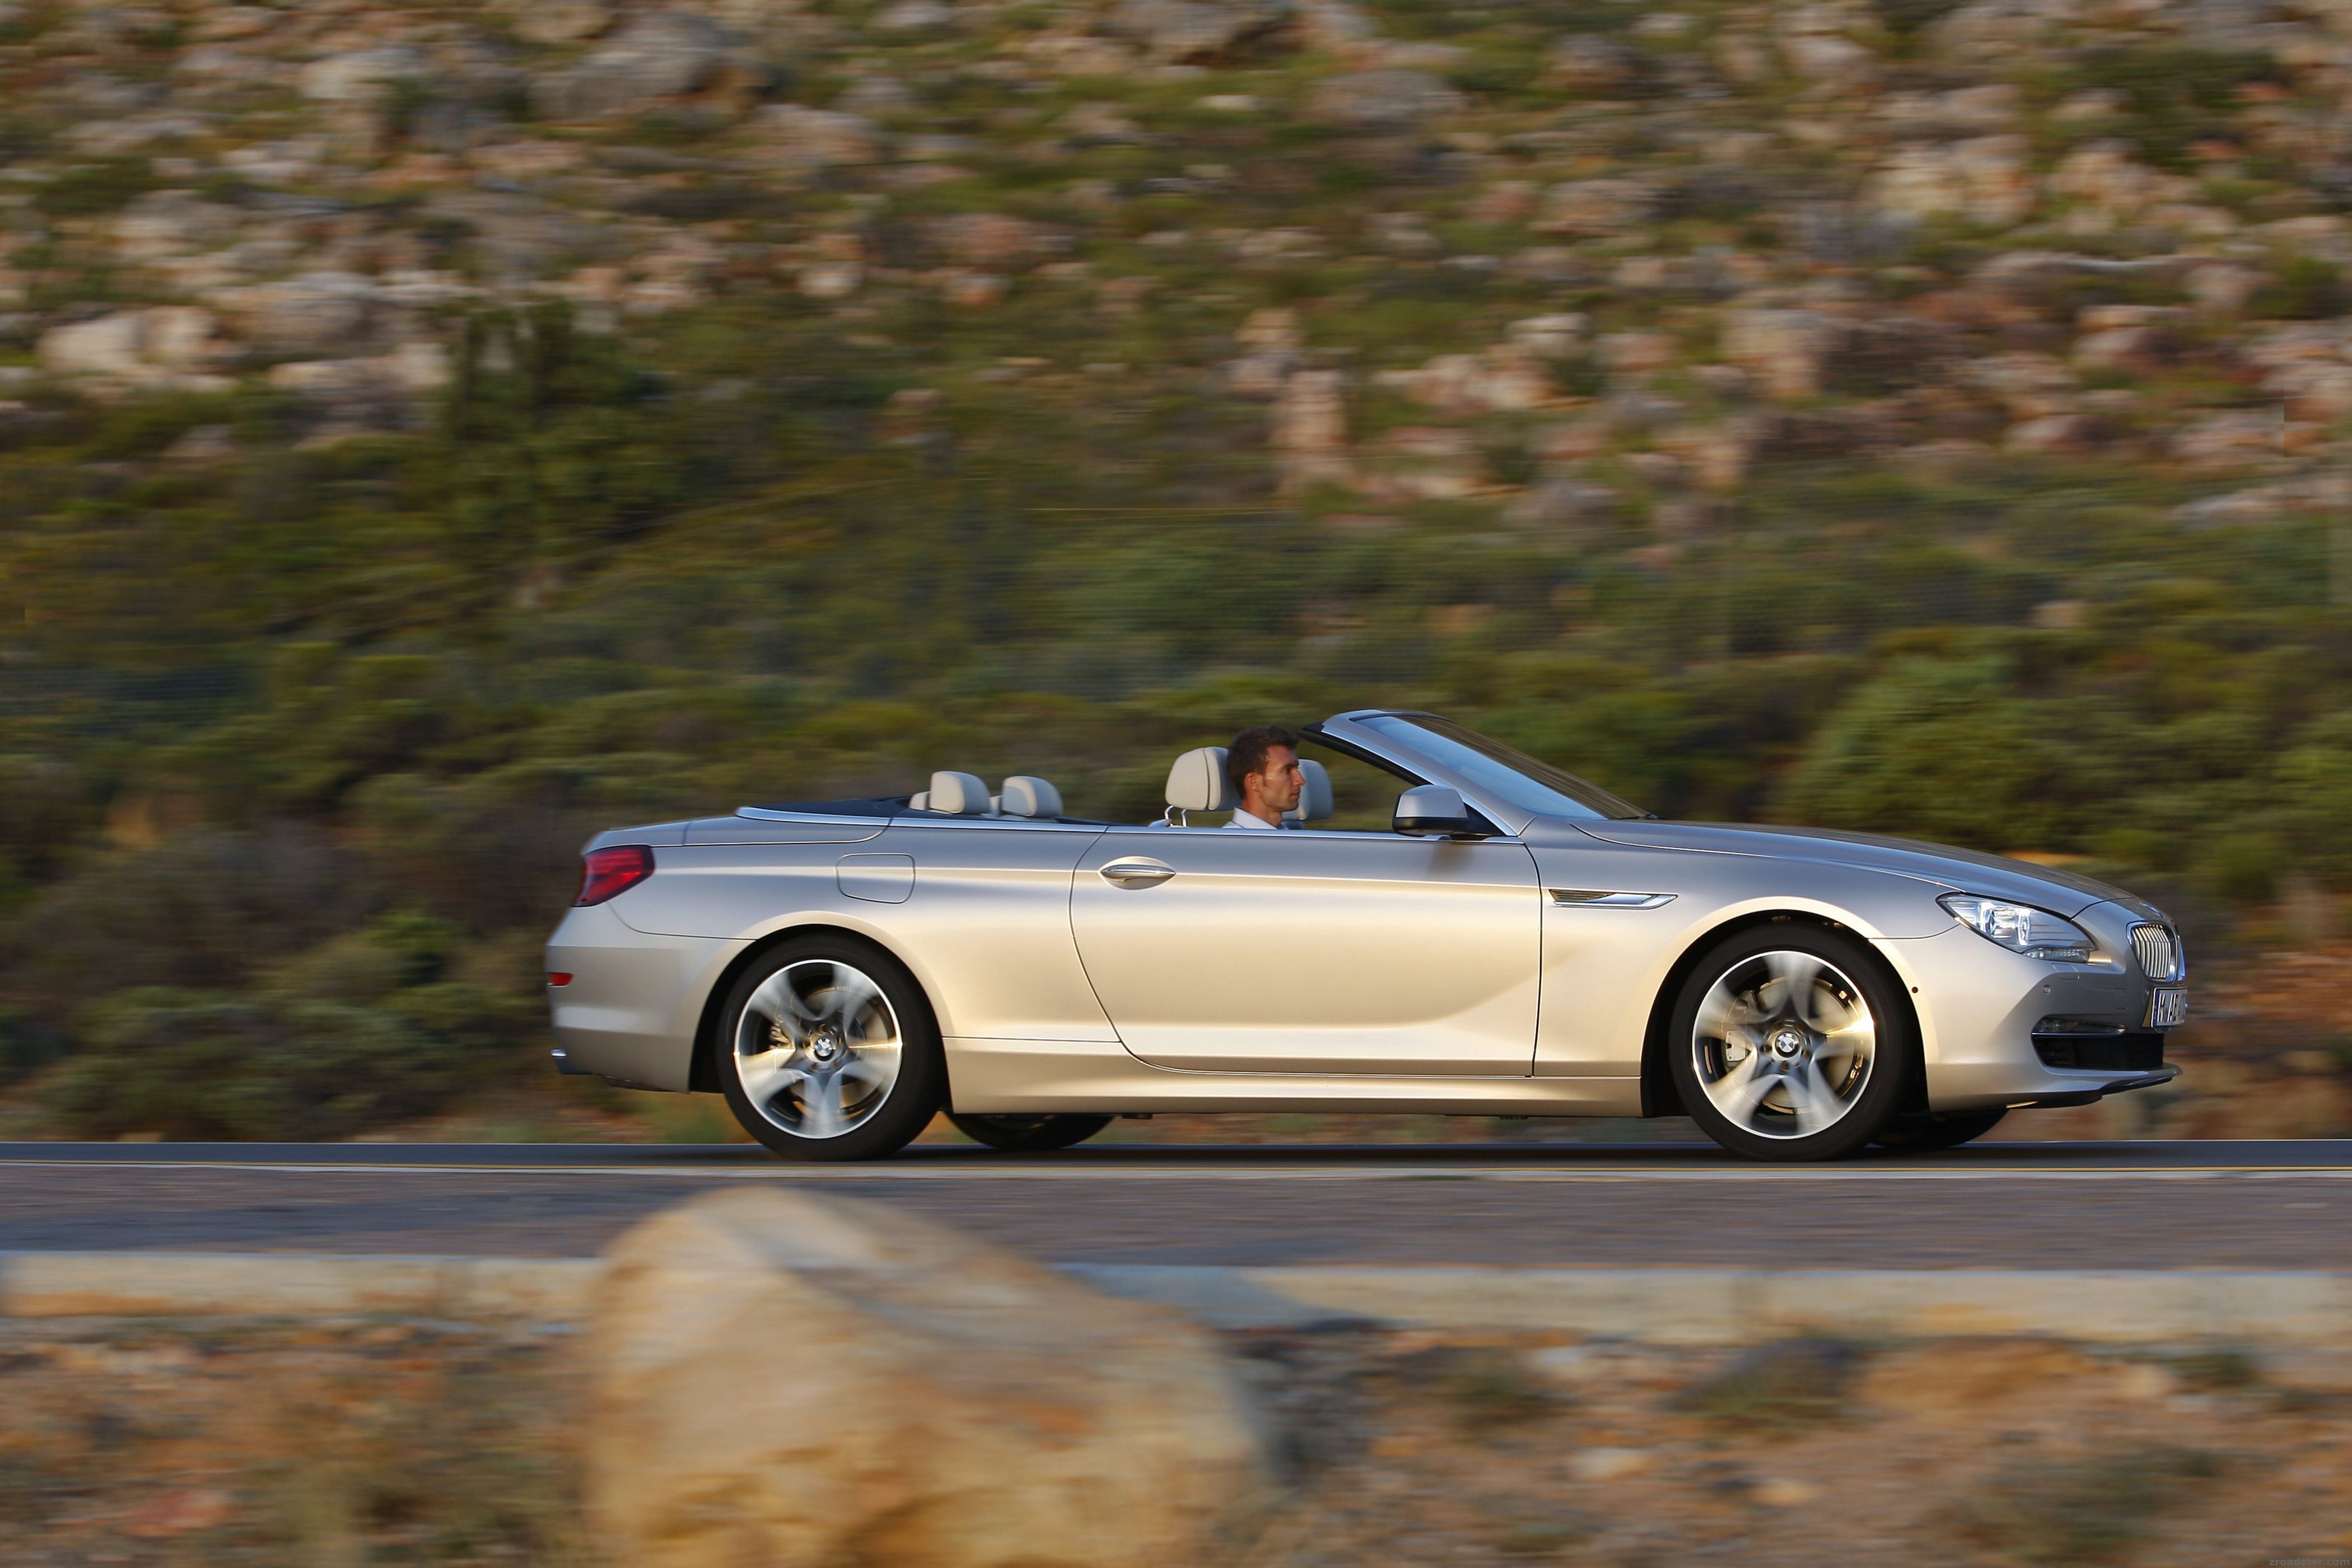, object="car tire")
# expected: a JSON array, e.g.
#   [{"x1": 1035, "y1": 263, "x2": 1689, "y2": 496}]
[
  {"x1": 1669, "y1": 925, "x2": 1914, "y2": 1163},
  {"x1": 1871, "y1": 1108, "x2": 2008, "y2": 1154},
  {"x1": 946, "y1": 1112, "x2": 1113, "y2": 1153},
  {"x1": 715, "y1": 935, "x2": 945, "y2": 1163}
]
